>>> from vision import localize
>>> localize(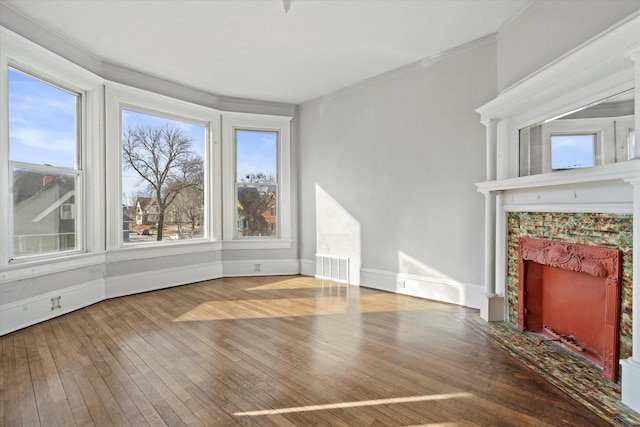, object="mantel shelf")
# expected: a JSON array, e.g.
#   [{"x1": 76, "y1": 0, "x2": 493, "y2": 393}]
[{"x1": 476, "y1": 160, "x2": 640, "y2": 194}]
